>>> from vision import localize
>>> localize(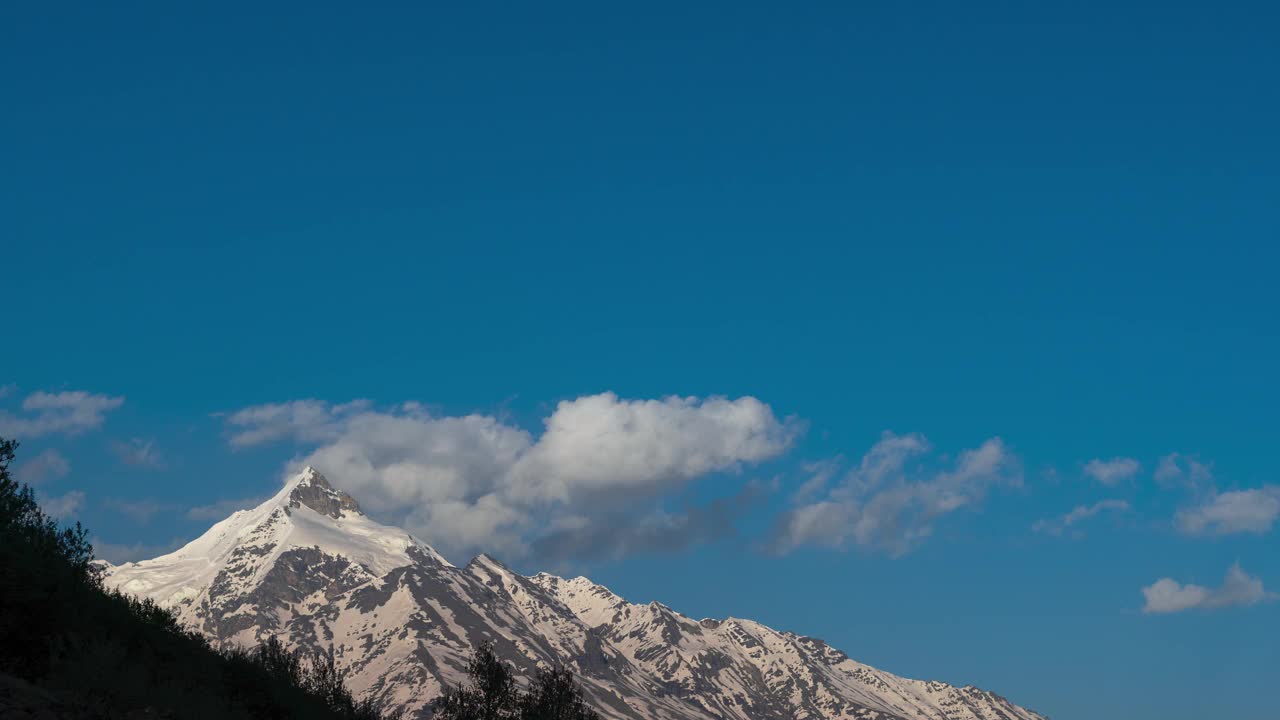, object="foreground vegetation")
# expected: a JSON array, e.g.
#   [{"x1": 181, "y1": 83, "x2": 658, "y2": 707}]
[
  {"x1": 0, "y1": 437, "x2": 389, "y2": 719},
  {"x1": 434, "y1": 642, "x2": 600, "y2": 720}
]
